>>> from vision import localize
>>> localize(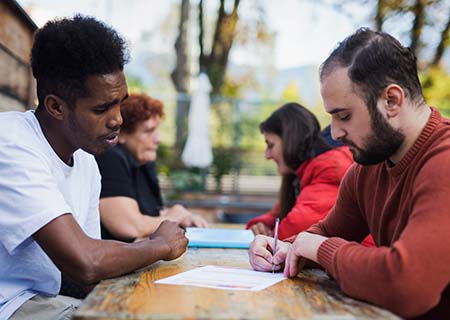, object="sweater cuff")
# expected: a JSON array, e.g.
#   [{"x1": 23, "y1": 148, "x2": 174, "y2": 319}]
[{"x1": 317, "y1": 237, "x2": 348, "y2": 279}]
